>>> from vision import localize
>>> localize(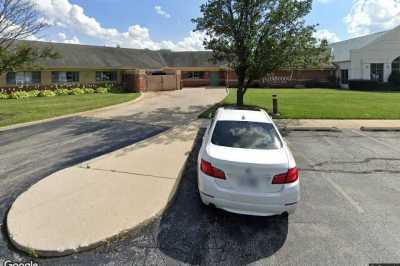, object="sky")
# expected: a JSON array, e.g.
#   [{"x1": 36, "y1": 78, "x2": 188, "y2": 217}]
[{"x1": 30, "y1": 0, "x2": 400, "y2": 51}]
